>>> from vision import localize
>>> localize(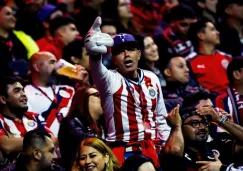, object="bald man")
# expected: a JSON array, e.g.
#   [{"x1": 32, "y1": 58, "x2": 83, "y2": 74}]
[{"x1": 24, "y1": 51, "x2": 87, "y2": 137}]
